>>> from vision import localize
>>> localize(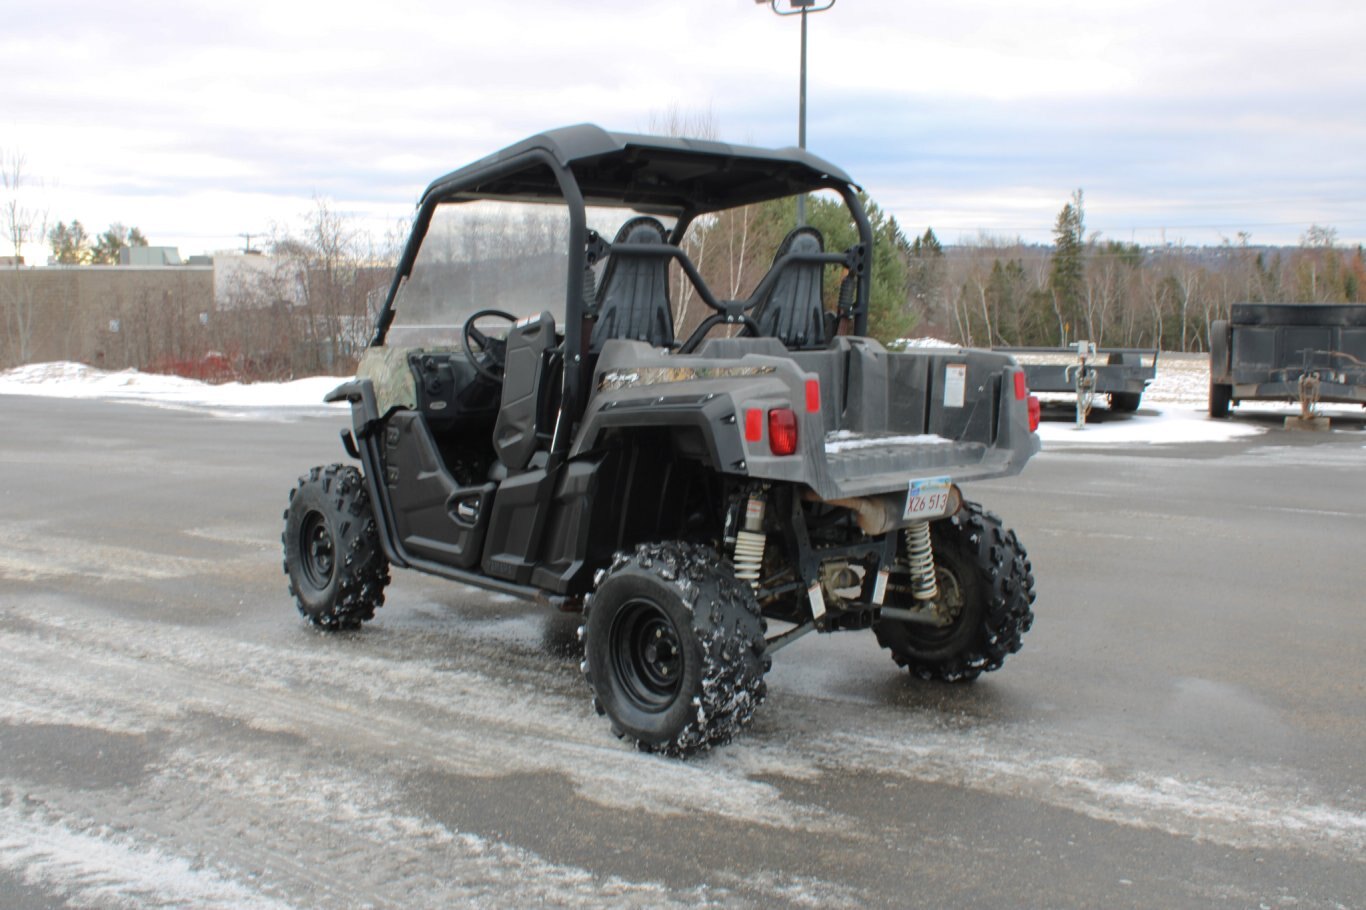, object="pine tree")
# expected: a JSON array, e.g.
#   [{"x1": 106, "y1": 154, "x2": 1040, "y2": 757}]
[
  {"x1": 1049, "y1": 189, "x2": 1085, "y2": 344},
  {"x1": 908, "y1": 228, "x2": 944, "y2": 327},
  {"x1": 91, "y1": 223, "x2": 148, "y2": 264},
  {"x1": 48, "y1": 221, "x2": 91, "y2": 264}
]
